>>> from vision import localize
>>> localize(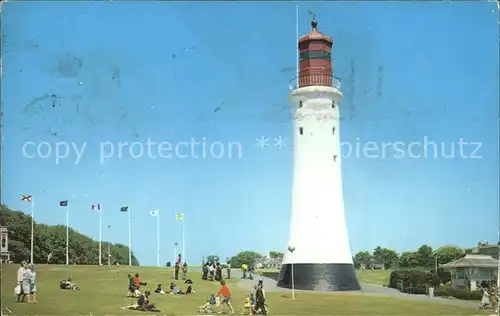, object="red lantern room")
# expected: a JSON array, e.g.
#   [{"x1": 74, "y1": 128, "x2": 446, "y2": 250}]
[{"x1": 298, "y1": 17, "x2": 334, "y2": 88}]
